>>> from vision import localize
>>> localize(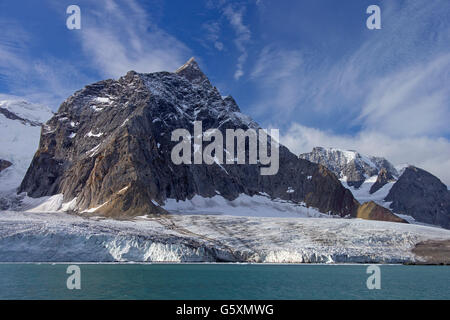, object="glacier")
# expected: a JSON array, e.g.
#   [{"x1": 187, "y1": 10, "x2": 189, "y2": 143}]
[{"x1": 1, "y1": 209, "x2": 449, "y2": 263}]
